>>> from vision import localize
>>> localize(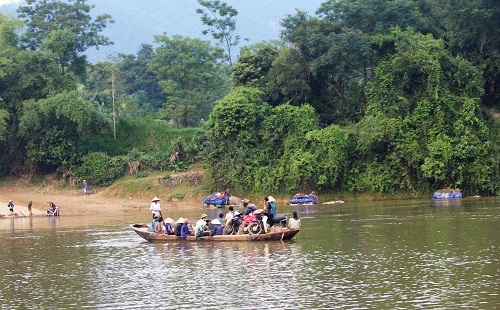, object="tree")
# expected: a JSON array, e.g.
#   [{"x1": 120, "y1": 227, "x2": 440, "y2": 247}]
[
  {"x1": 17, "y1": 0, "x2": 114, "y2": 77},
  {"x1": 231, "y1": 41, "x2": 281, "y2": 102},
  {"x1": 19, "y1": 91, "x2": 110, "y2": 171},
  {"x1": 279, "y1": 0, "x2": 430, "y2": 124},
  {"x1": 354, "y1": 28, "x2": 490, "y2": 193},
  {"x1": 150, "y1": 34, "x2": 228, "y2": 127},
  {"x1": 431, "y1": 0, "x2": 500, "y2": 107},
  {"x1": 116, "y1": 44, "x2": 166, "y2": 116},
  {"x1": 196, "y1": 0, "x2": 242, "y2": 66}
]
